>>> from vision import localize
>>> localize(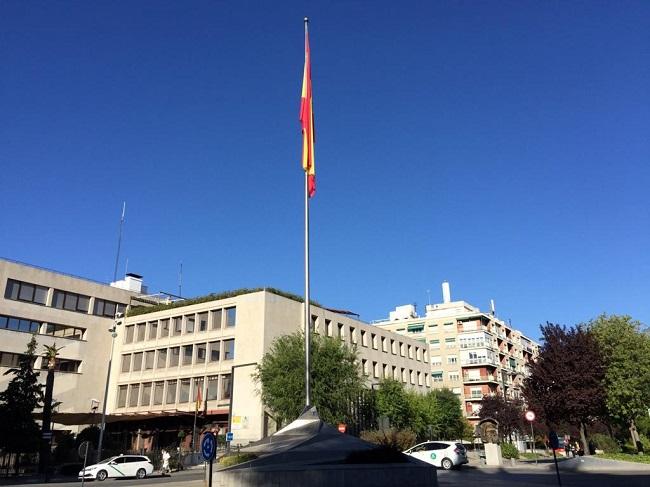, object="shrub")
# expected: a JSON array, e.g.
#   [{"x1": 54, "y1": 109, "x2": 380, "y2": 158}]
[
  {"x1": 591, "y1": 433, "x2": 620, "y2": 454},
  {"x1": 501, "y1": 442, "x2": 519, "y2": 459},
  {"x1": 218, "y1": 453, "x2": 257, "y2": 468},
  {"x1": 360, "y1": 428, "x2": 417, "y2": 452}
]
